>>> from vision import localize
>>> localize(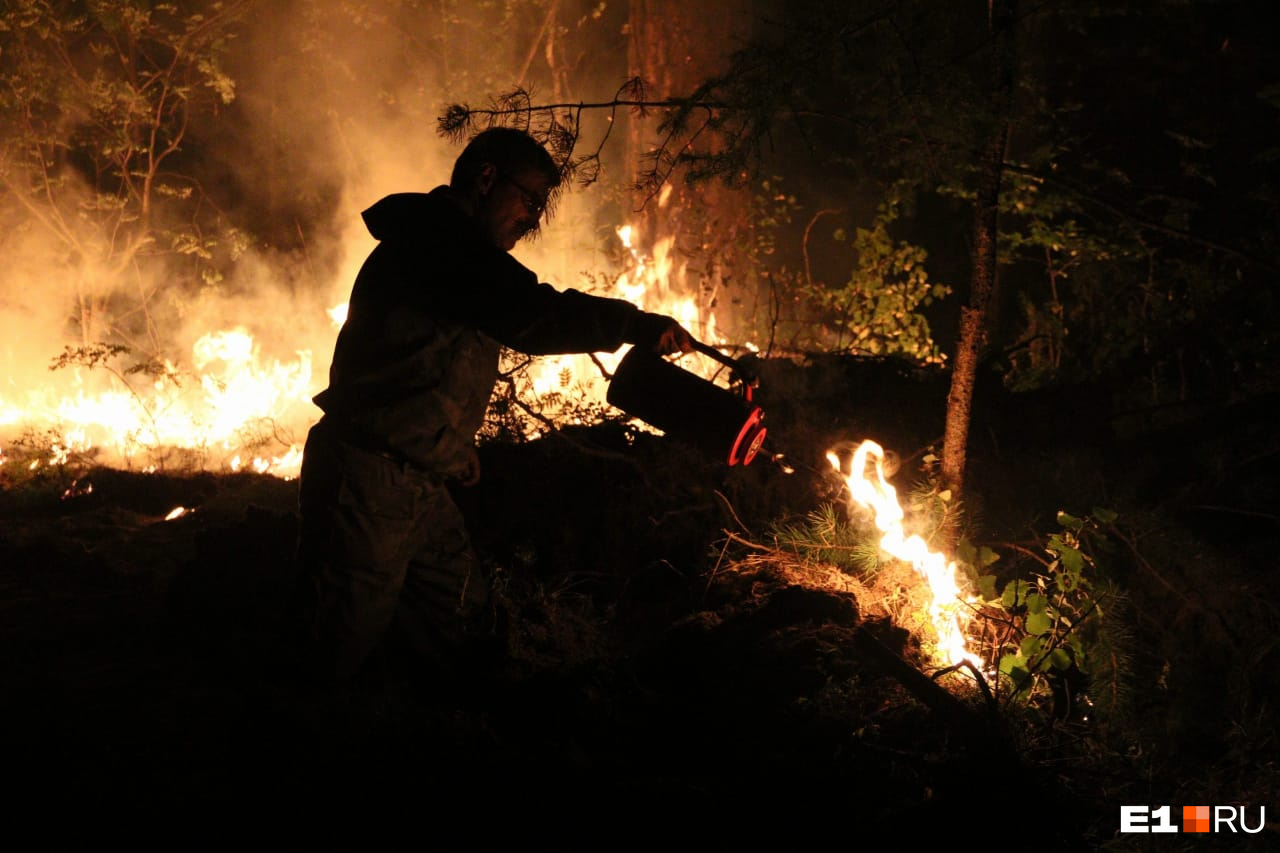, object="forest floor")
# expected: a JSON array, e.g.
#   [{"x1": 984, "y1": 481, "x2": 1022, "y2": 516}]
[{"x1": 2, "y1": 356, "x2": 1277, "y2": 845}]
